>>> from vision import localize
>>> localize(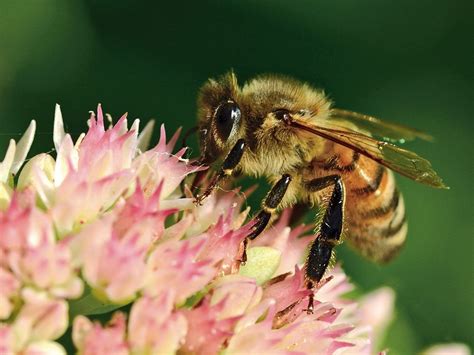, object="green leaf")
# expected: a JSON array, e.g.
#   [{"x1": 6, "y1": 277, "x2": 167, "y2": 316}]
[
  {"x1": 181, "y1": 286, "x2": 210, "y2": 309},
  {"x1": 68, "y1": 286, "x2": 129, "y2": 319}
]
